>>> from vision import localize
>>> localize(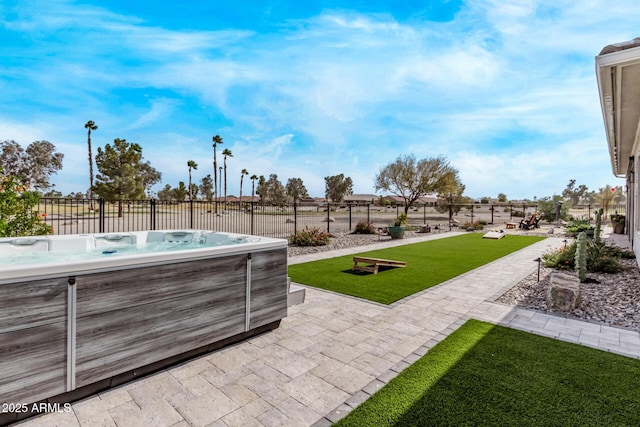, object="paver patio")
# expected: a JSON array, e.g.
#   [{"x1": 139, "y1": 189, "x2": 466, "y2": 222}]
[{"x1": 16, "y1": 230, "x2": 640, "y2": 427}]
